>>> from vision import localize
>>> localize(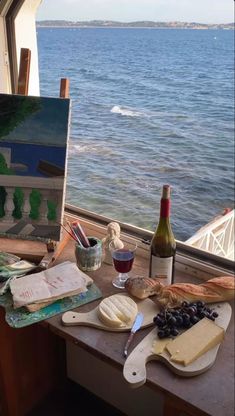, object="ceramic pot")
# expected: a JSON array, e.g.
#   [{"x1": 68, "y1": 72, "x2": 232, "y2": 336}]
[{"x1": 75, "y1": 237, "x2": 102, "y2": 272}]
